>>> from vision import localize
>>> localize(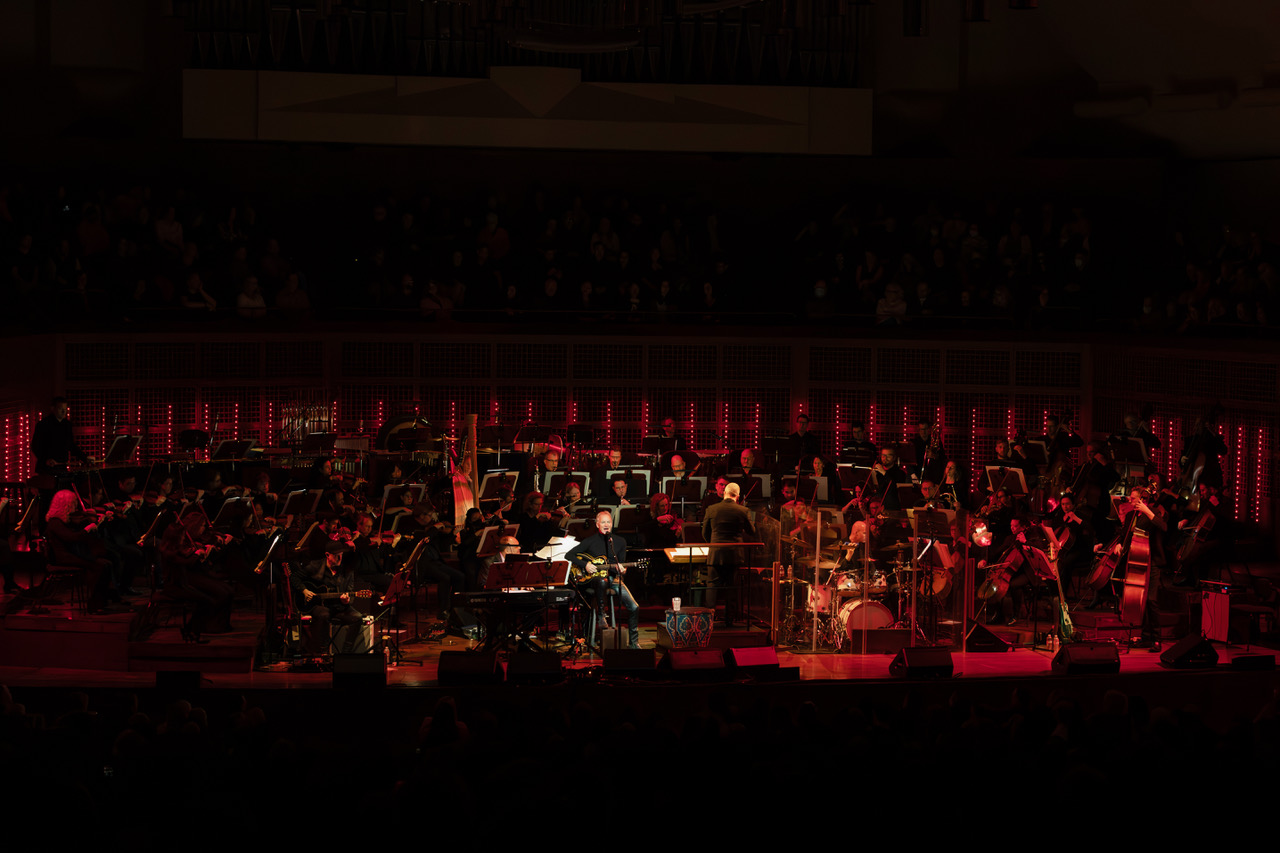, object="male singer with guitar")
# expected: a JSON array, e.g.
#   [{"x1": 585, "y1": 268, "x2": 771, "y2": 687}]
[{"x1": 567, "y1": 510, "x2": 641, "y2": 650}]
